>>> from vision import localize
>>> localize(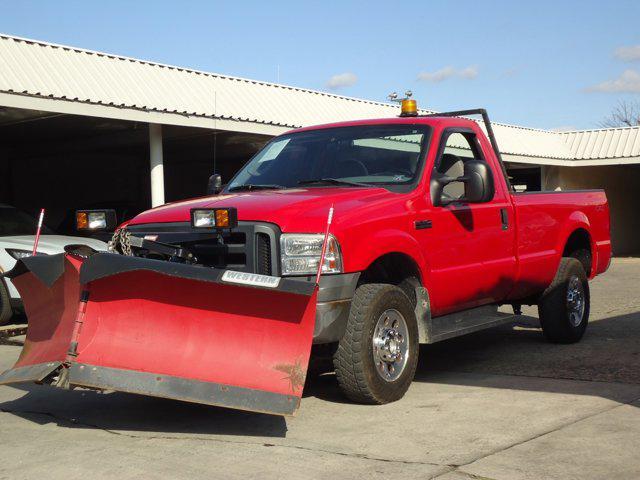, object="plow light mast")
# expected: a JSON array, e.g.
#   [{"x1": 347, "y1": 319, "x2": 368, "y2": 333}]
[{"x1": 388, "y1": 90, "x2": 418, "y2": 117}]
